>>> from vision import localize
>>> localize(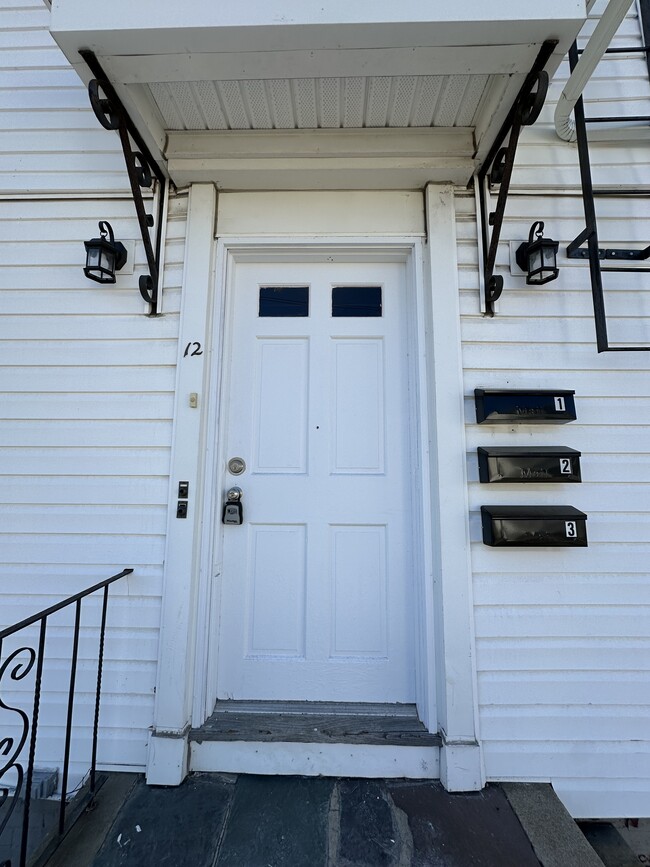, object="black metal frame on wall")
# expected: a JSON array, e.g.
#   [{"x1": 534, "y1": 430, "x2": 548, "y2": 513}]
[{"x1": 567, "y1": 34, "x2": 650, "y2": 352}]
